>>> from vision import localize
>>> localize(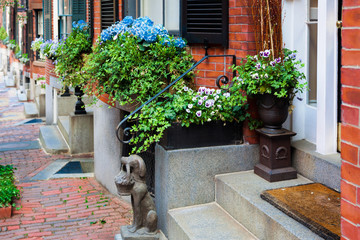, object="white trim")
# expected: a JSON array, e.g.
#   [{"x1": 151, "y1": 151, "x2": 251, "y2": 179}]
[{"x1": 315, "y1": 0, "x2": 338, "y2": 154}]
